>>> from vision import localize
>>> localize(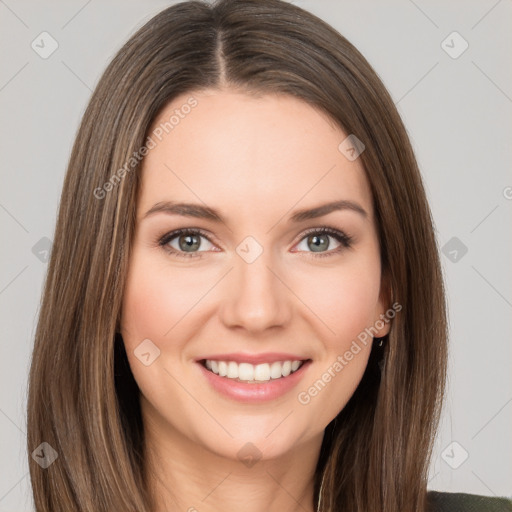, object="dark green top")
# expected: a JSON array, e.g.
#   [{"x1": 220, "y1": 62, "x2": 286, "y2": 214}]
[{"x1": 427, "y1": 491, "x2": 512, "y2": 511}]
